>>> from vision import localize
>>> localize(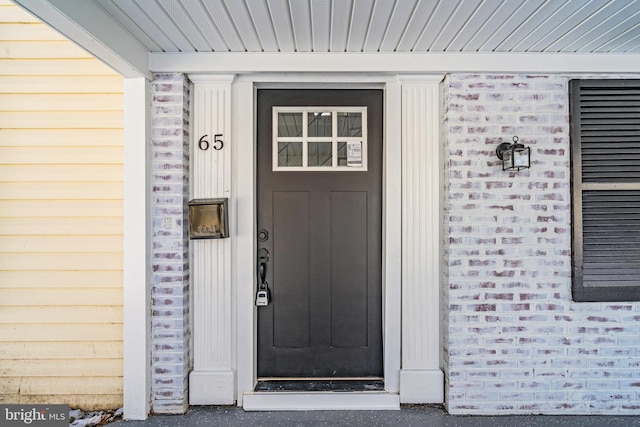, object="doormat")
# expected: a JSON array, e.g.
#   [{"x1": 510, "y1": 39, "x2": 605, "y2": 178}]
[{"x1": 254, "y1": 379, "x2": 384, "y2": 392}]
